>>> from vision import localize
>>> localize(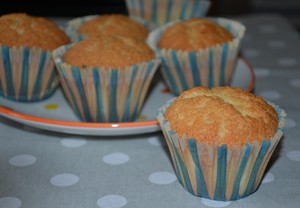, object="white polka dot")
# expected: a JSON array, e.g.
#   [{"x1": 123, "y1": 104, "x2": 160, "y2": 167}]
[
  {"x1": 50, "y1": 173, "x2": 79, "y2": 187},
  {"x1": 259, "y1": 24, "x2": 276, "y2": 33},
  {"x1": 285, "y1": 118, "x2": 297, "y2": 128},
  {"x1": 278, "y1": 58, "x2": 298, "y2": 67},
  {"x1": 243, "y1": 49, "x2": 259, "y2": 58},
  {"x1": 148, "y1": 136, "x2": 165, "y2": 146},
  {"x1": 254, "y1": 68, "x2": 271, "y2": 78},
  {"x1": 0, "y1": 197, "x2": 21, "y2": 208},
  {"x1": 289, "y1": 78, "x2": 300, "y2": 88},
  {"x1": 287, "y1": 151, "x2": 300, "y2": 162},
  {"x1": 102, "y1": 152, "x2": 129, "y2": 165},
  {"x1": 262, "y1": 172, "x2": 274, "y2": 184},
  {"x1": 268, "y1": 40, "x2": 286, "y2": 48},
  {"x1": 201, "y1": 198, "x2": 231, "y2": 207},
  {"x1": 97, "y1": 195, "x2": 127, "y2": 208},
  {"x1": 149, "y1": 171, "x2": 177, "y2": 185},
  {"x1": 61, "y1": 138, "x2": 87, "y2": 148},
  {"x1": 9, "y1": 154, "x2": 36, "y2": 167},
  {"x1": 259, "y1": 90, "x2": 281, "y2": 101}
]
